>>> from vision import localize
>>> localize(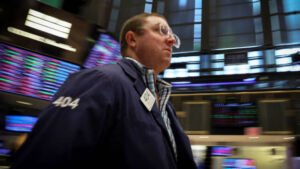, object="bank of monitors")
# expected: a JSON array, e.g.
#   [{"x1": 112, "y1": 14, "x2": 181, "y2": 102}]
[
  {"x1": 83, "y1": 33, "x2": 122, "y2": 69},
  {"x1": 5, "y1": 115, "x2": 38, "y2": 133},
  {"x1": 0, "y1": 43, "x2": 80, "y2": 100}
]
